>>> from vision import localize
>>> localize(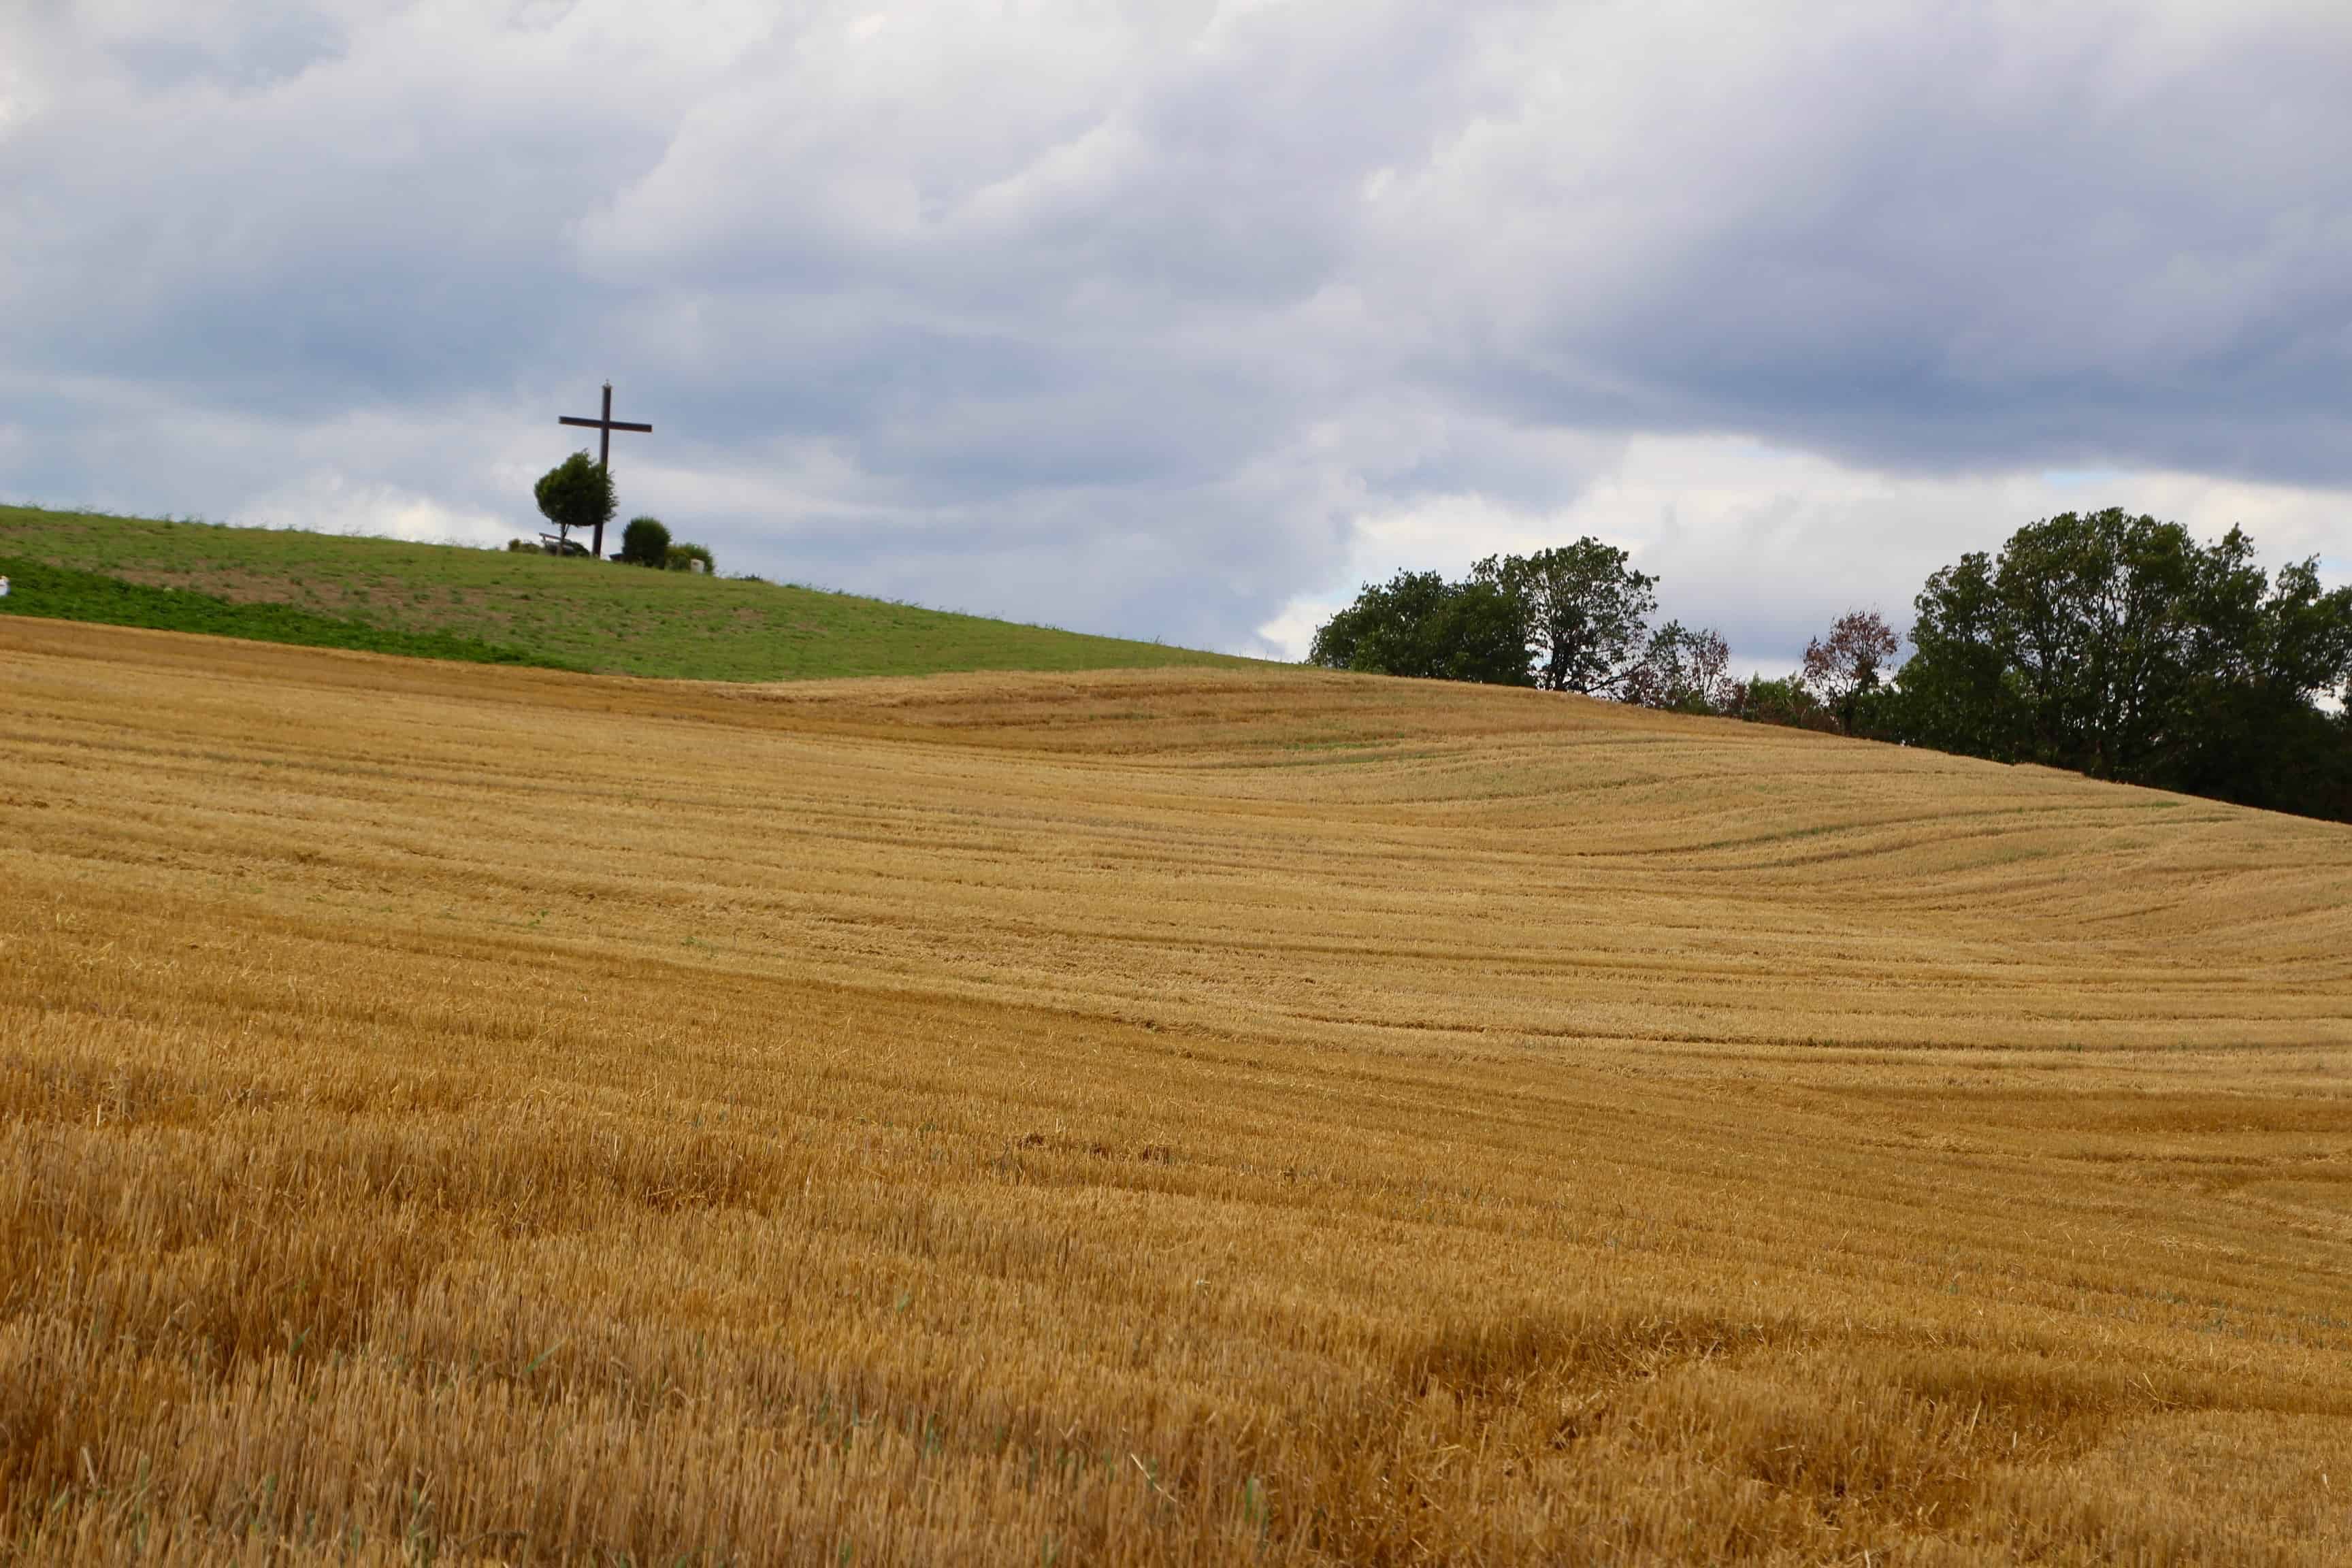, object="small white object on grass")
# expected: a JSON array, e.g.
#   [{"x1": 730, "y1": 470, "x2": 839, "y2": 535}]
[{"x1": 0, "y1": 575, "x2": 11, "y2": 598}]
